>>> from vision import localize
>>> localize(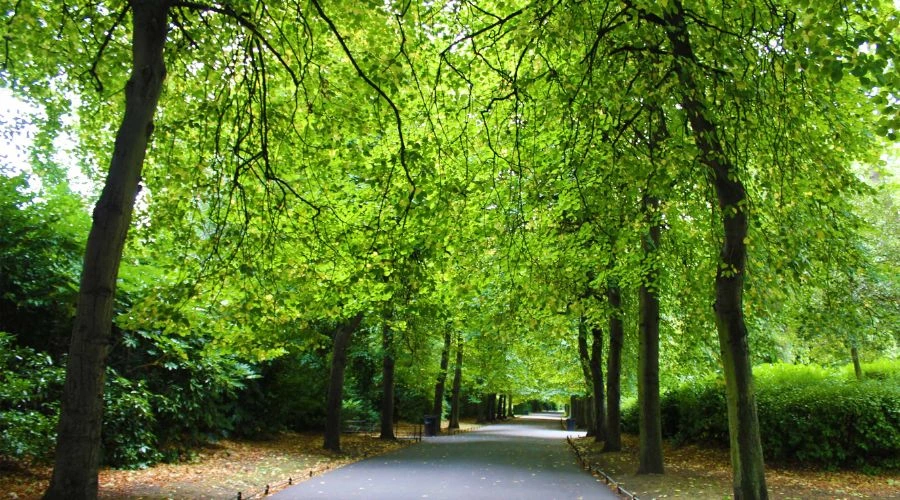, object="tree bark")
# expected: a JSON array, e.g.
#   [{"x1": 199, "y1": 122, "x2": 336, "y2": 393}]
[
  {"x1": 487, "y1": 393, "x2": 496, "y2": 422},
  {"x1": 638, "y1": 195, "x2": 664, "y2": 474},
  {"x1": 577, "y1": 316, "x2": 597, "y2": 436},
  {"x1": 661, "y1": 2, "x2": 768, "y2": 496},
  {"x1": 449, "y1": 334, "x2": 463, "y2": 429},
  {"x1": 589, "y1": 322, "x2": 606, "y2": 442},
  {"x1": 44, "y1": 3, "x2": 169, "y2": 498},
  {"x1": 431, "y1": 330, "x2": 452, "y2": 433},
  {"x1": 323, "y1": 313, "x2": 364, "y2": 452},
  {"x1": 851, "y1": 346, "x2": 863, "y2": 380},
  {"x1": 380, "y1": 322, "x2": 396, "y2": 440},
  {"x1": 604, "y1": 284, "x2": 624, "y2": 452}
]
